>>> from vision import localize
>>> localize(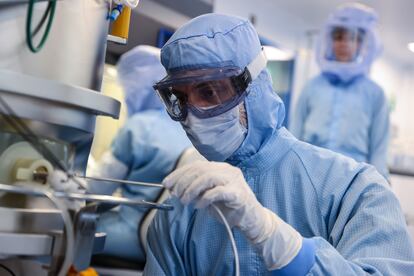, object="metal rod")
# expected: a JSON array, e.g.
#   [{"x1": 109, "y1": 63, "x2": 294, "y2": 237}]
[
  {"x1": 74, "y1": 174, "x2": 164, "y2": 188},
  {"x1": 55, "y1": 192, "x2": 173, "y2": 210},
  {"x1": 0, "y1": 183, "x2": 173, "y2": 210}
]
